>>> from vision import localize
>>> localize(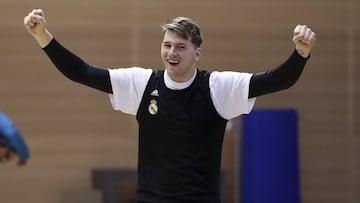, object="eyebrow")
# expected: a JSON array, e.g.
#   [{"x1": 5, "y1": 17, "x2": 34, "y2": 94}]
[{"x1": 162, "y1": 41, "x2": 189, "y2": 47}]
